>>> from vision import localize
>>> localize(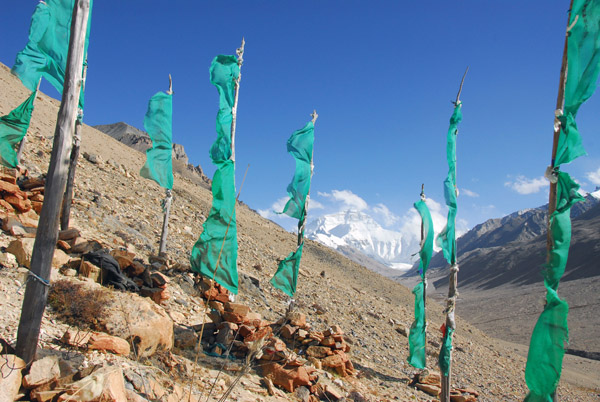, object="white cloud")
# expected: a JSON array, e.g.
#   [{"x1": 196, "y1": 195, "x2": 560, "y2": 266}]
[
  {"x1": 505, "y1": 175, "x2": 547, "y2": 195},
  {"x1": 461, "y1": 188, "x2": 479, "y2": 197},
  {"x1": 586, "y1": 167, "x2": 600, "y2": 186},
  {"x1": 318, "y1": 189, "x2": 368, "y2": 211},
  {"x1": 372, "y1": 203, "x2": 400, "y2": 226},
  {"x1": 307, "y1": 198, "x2": 324, "y2": 211},
  {"x1": 257, "y1": 197, "x2": 289, "y2": 220}
]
